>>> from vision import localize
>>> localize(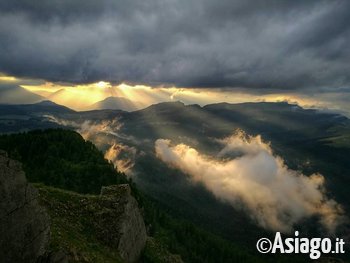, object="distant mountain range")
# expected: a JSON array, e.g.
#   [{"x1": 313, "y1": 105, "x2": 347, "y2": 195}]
[
  {"x1": 0, "y1": 100, "x2": 74, "y2": 115},
  {"x1": 0, "y1": 83, "x2": 142, "y2": 111},
  {"x1": 0, "y1": 85, "x2": 44, "y2": 104}
]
